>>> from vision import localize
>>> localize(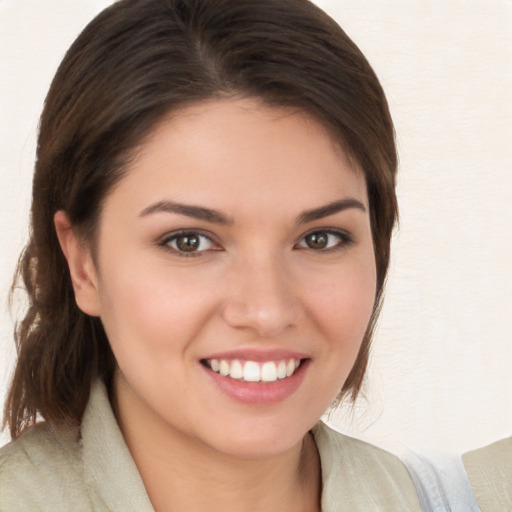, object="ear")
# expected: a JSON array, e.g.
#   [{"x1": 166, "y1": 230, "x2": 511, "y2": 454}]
[{"x1": 54, "y1": 210, "x2": 101, "y2": 317}]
